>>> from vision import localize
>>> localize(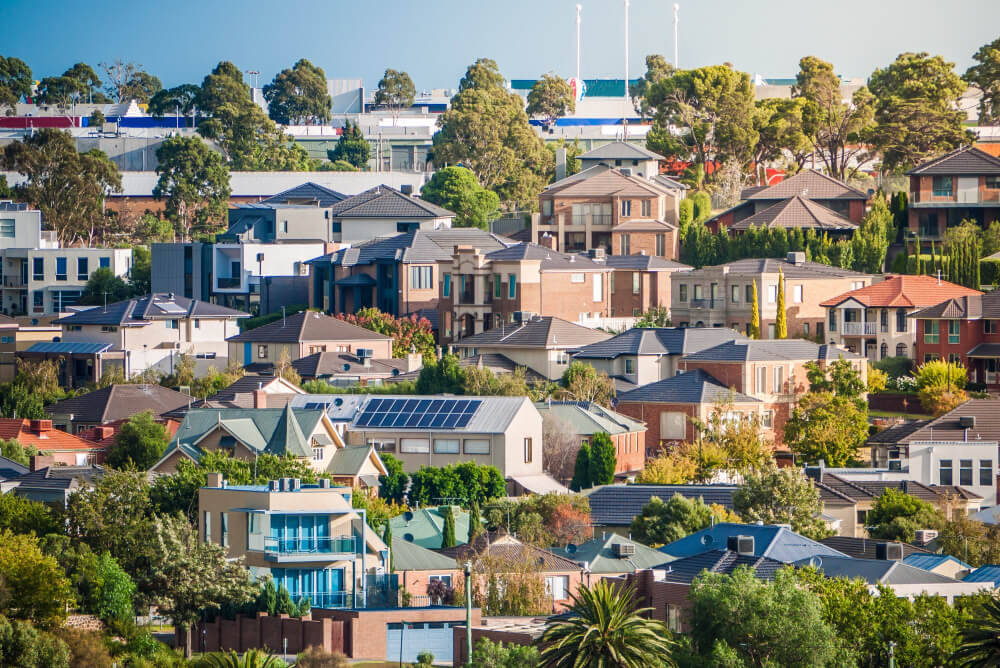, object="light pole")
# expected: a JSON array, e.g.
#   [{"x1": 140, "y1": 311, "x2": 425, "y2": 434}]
[{"x1": 464, "y1": 560, "x2": 473, "y2": 666}]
